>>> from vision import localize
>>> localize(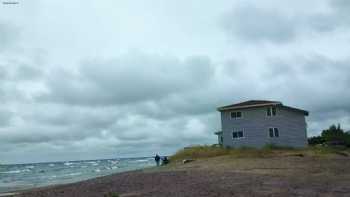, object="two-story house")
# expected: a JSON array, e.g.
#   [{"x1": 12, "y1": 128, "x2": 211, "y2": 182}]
[{"x1": 215, "y1": 100, "x2": 309, "y2": 148}]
